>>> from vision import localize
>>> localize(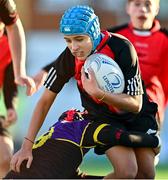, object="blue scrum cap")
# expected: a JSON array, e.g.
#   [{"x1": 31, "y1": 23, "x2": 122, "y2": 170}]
[{"x1": 60, "y1": 5, "x2": 101, "y2": 50}]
